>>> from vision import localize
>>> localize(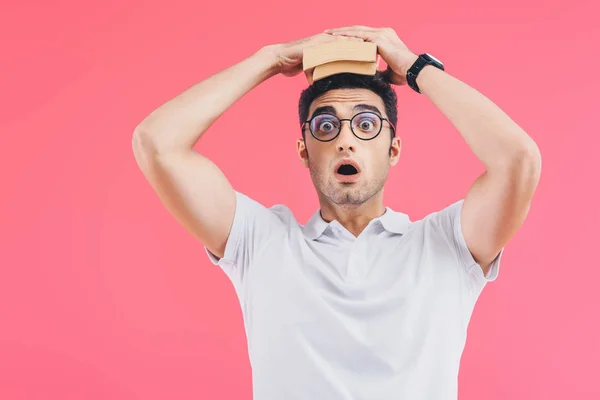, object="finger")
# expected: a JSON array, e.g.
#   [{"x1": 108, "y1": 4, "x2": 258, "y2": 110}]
[
  {"x1": 325, "y1": 25, "x2": 376, "y2": 33},
  {"x1": 316, "y1": 33, "x2": 364, "y2": 45},
  {"x1": 329, "y1": 30, "x2": 375, "y2": 41},
  {"x1": 334, "y1": 35, "x2": 365, "y2": 42}
]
